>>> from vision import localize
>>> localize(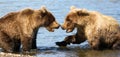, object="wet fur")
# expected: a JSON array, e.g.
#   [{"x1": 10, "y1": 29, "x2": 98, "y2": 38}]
[
  {"x1": 0, "y1": 7, "x2": 59, "y2": 52},
  {"x1": 57, "y1": 7, "x2": 120, "y2": 50}
]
